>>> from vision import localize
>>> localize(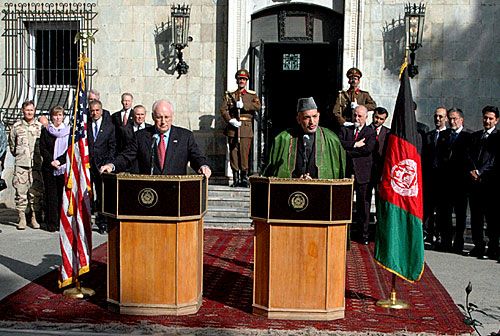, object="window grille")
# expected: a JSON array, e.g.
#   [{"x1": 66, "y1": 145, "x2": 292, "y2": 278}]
[{"x1": 1, "y1": 3, "x2": 97, "y2": 125}]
